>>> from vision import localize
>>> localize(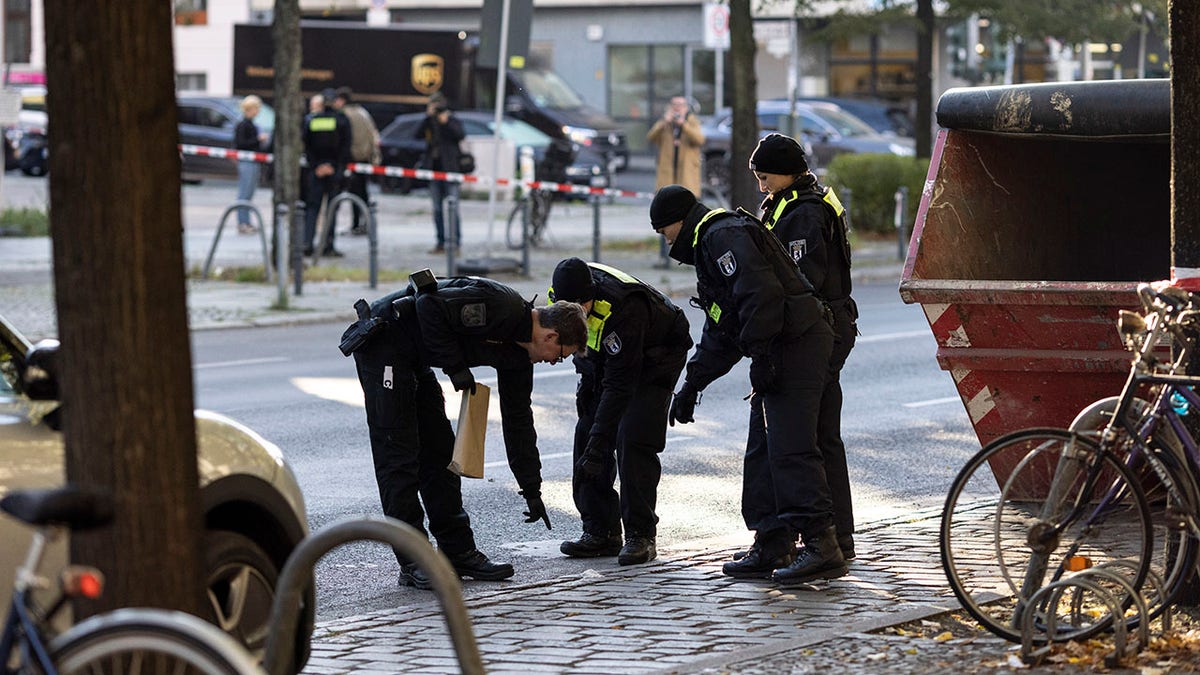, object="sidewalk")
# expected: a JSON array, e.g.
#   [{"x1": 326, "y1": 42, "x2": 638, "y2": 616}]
[{"x1": 301, "y1": 505, "x2": 975, "y2": 674}]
